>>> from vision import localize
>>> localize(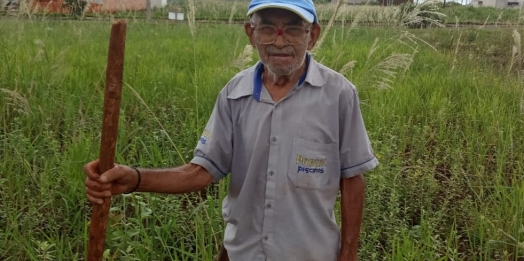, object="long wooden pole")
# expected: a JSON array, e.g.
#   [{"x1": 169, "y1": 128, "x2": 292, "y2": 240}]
[{"x1": 87, "y1": 20, "x2": 127, "y2": 261}]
